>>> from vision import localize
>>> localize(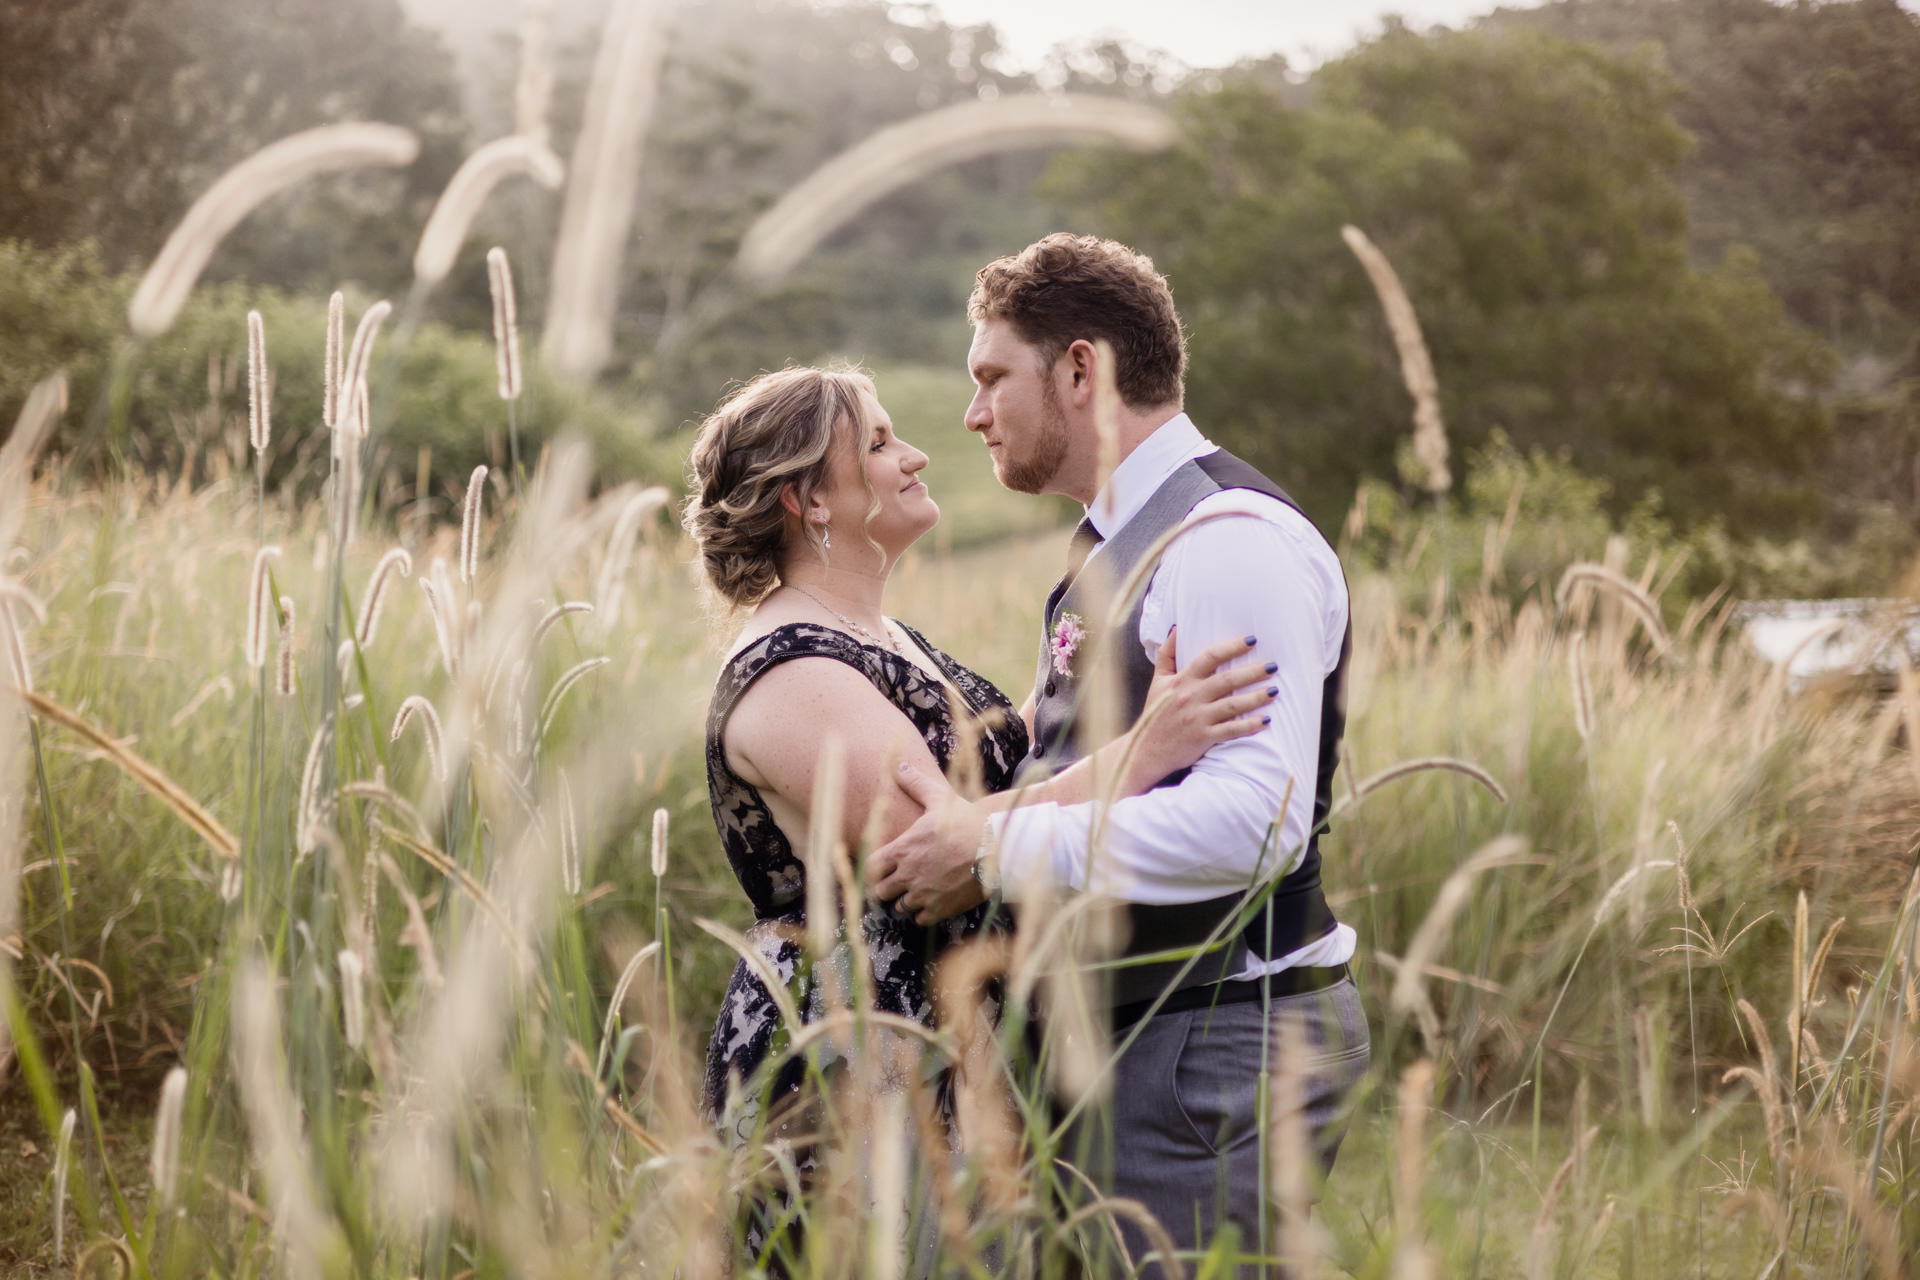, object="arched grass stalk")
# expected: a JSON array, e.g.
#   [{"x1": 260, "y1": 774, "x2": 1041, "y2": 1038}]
[
  {"x1": 17, "y1": 688, "x2": 238, "y2": 859},
  {"x1": 594, "y1": 940, "x2": 661, "y2": 1081},
  {"x1": 1341, "y1": 225, "x2": 1449, "y2": 495},
  {"x1": 487, "y1": 247, "x2": 526, "y2": 493},
  {"x1": 538, "y1": 657, "x2": 611, "y2": 744},
  {"x1": 461, "y1": 465, "x2": 488, "y2": 585},
  {"x1": 128, "y1": 124, "x2": 417, "y2": 336},
  {"x1": 412, "y1": 138, "x2": 562, "y2": 288},
  {"x1": 543, "y1": 0, "x2": 671, "y2": 380}
]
